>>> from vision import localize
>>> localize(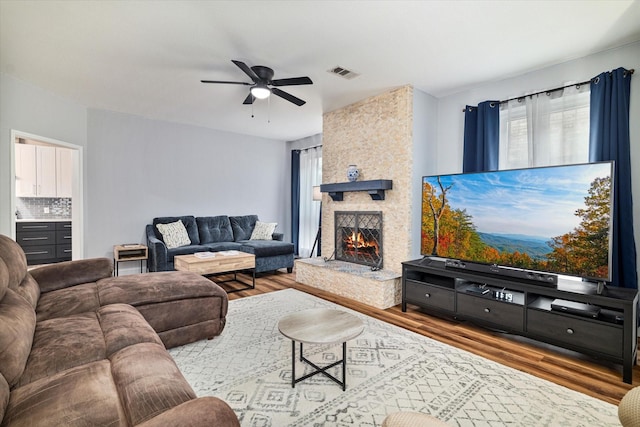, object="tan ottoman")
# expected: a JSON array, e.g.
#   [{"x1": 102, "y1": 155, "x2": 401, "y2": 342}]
[{"x1": 619, "y1": 386, "x2": 640, "y2": 427}]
